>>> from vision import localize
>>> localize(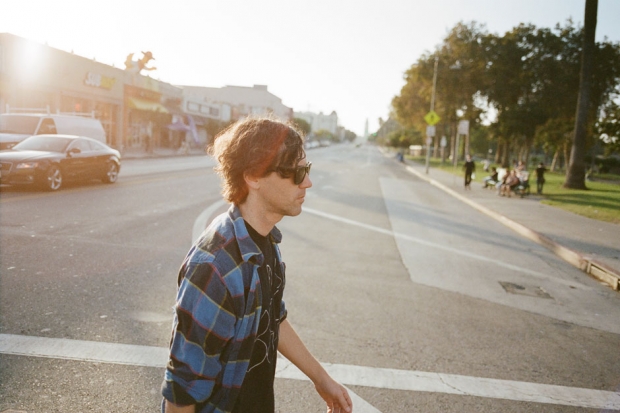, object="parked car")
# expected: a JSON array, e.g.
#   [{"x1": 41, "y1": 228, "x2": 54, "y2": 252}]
[
  {"x1": 0, "y1": 134, "x2": 121, "y2": 191},
  {"x1": 0, "y1": 113, "x2": 107, "y2": 150}
]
